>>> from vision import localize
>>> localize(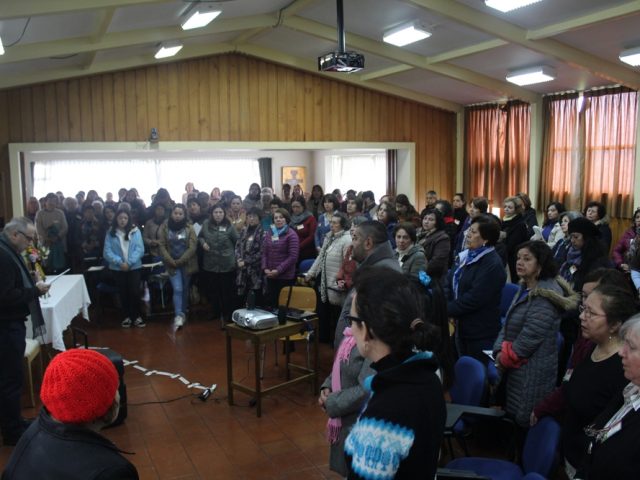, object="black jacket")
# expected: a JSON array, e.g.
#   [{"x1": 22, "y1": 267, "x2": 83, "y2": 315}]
[
  {"x1": 446, "y1": 249, "x2": 506, "y2": 340},
  {"x1": 2, "y1": 409, "x2": 139, "y2": 480},
  {"x1": 0, "y1": 236, "x2": 40, "y2": 323},
  {"x1": 345, "y1": 352, "x2": 446, "y2": 480}
]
